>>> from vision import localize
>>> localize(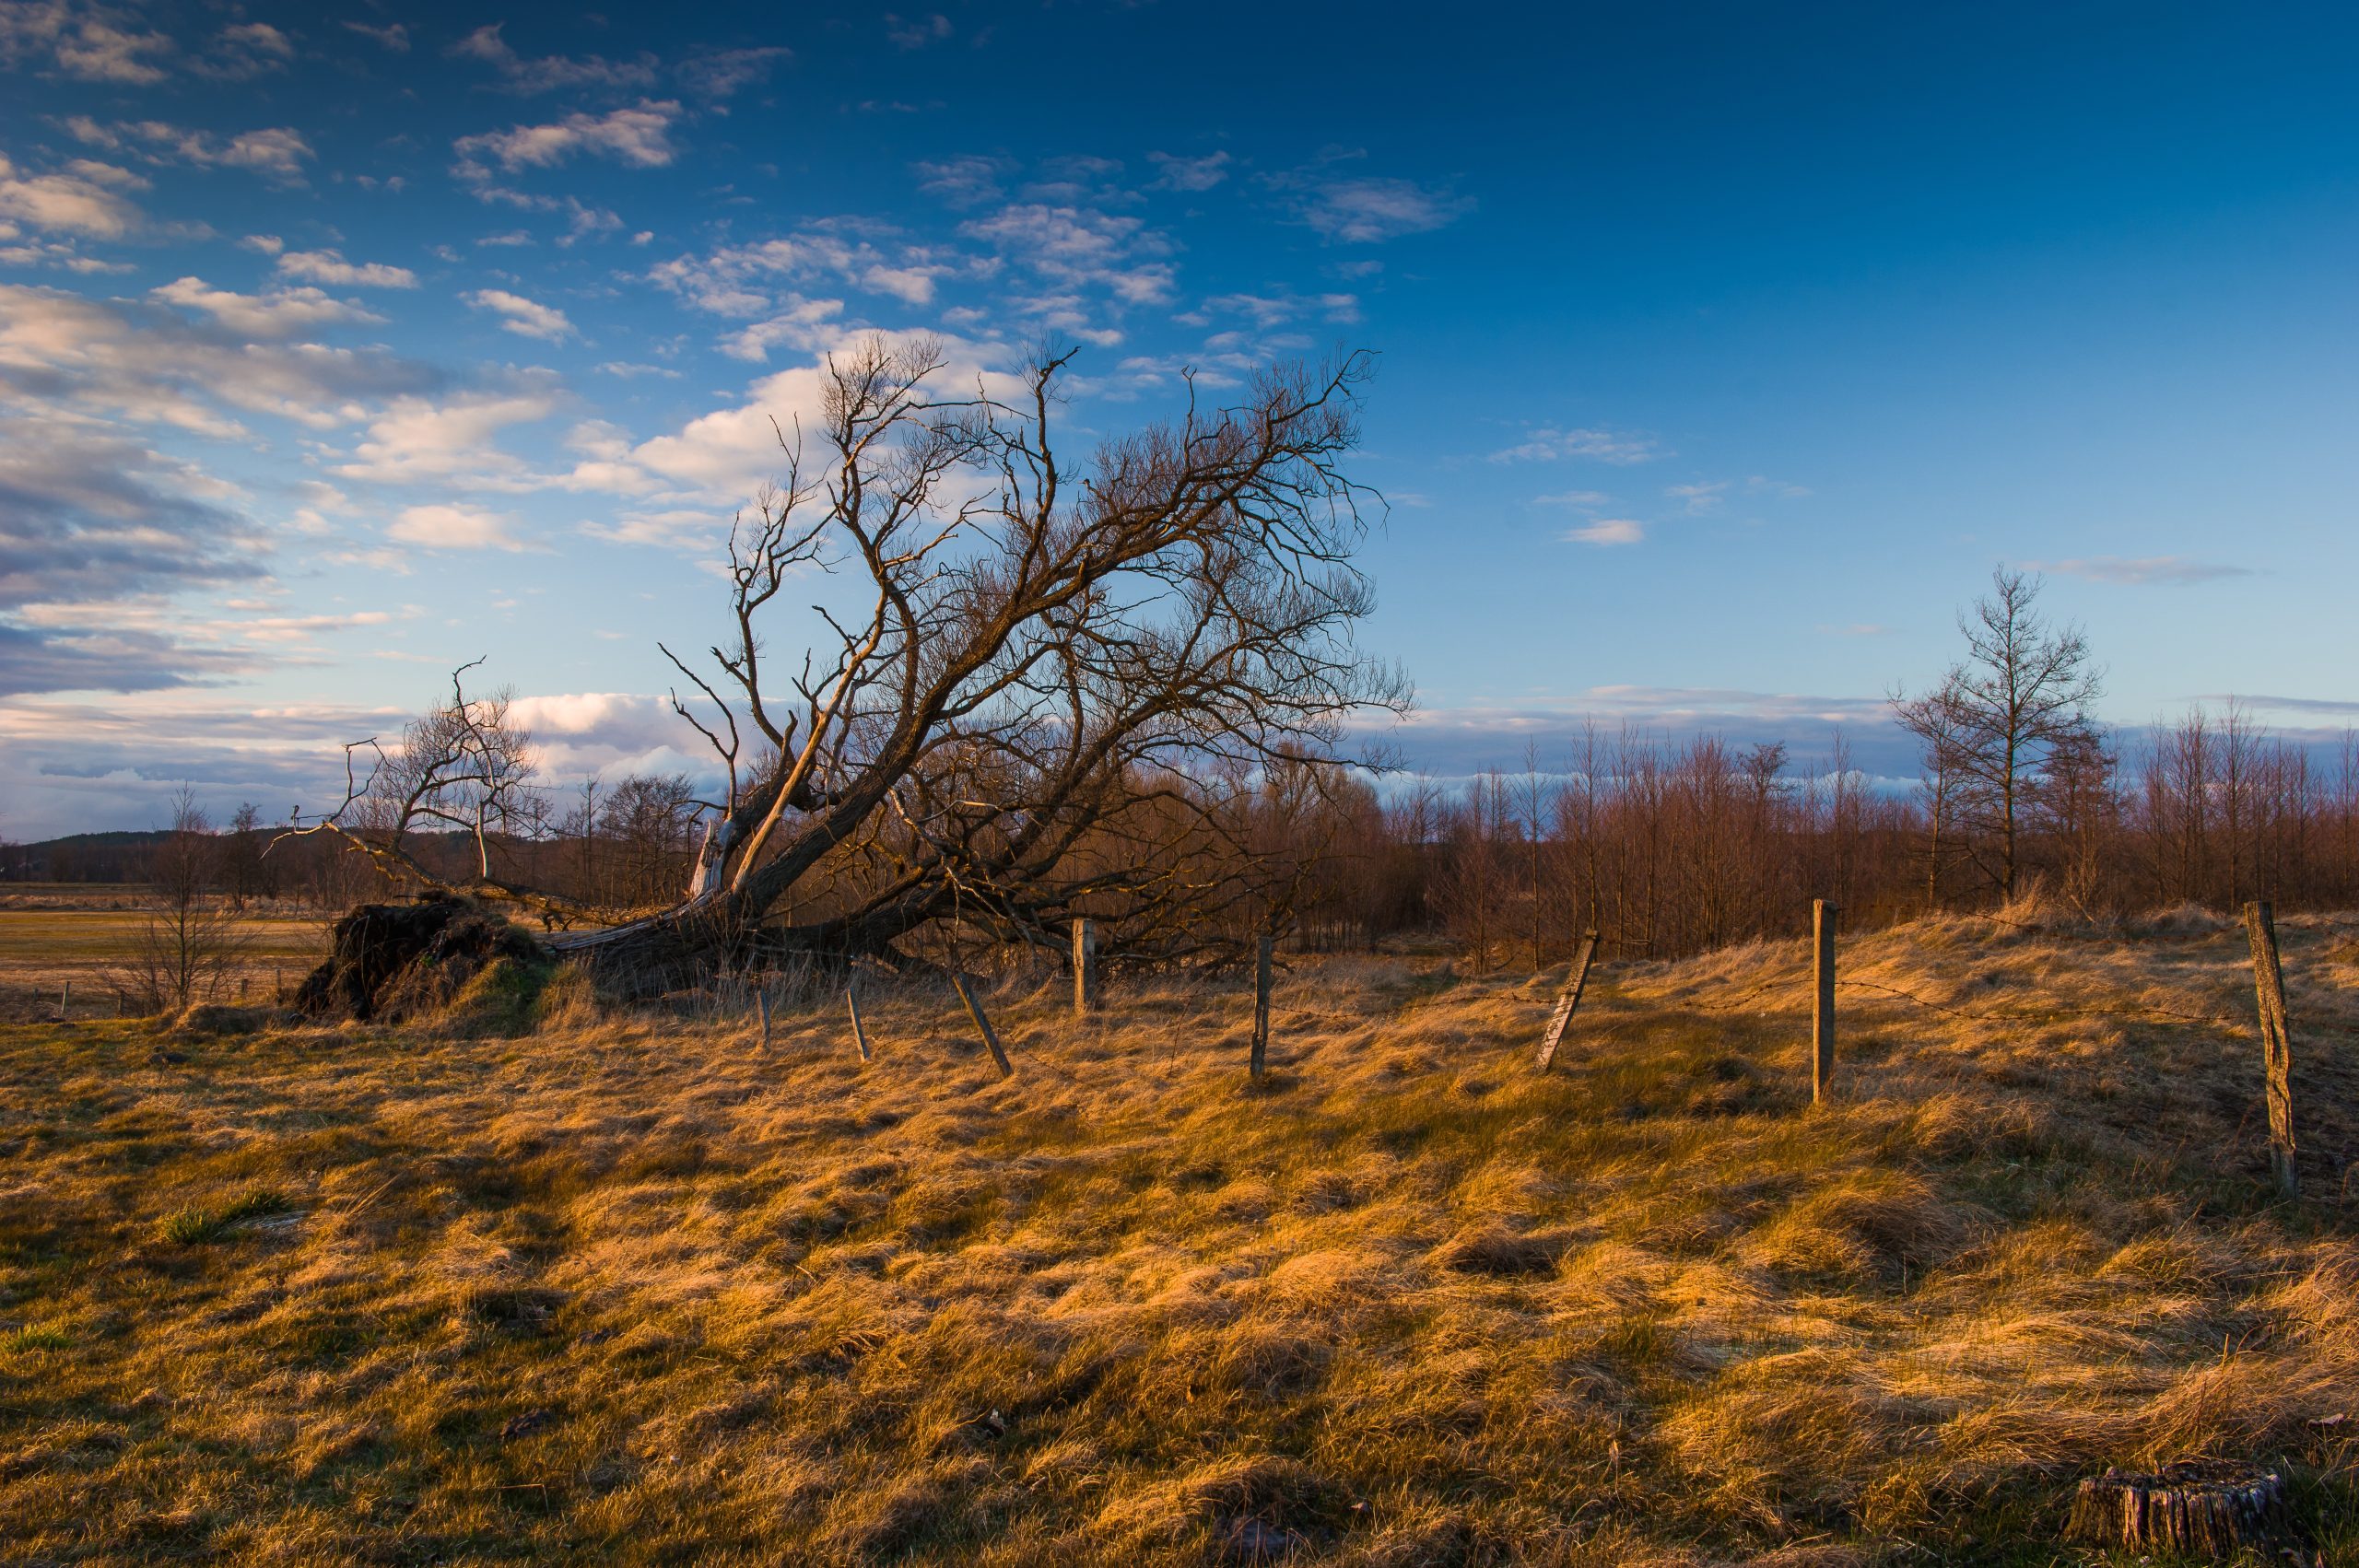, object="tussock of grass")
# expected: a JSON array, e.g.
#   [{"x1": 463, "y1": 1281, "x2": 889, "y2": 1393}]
[
  {"x1": 156, "y1": 1187, "x2": 295, "y2": 1245},
  {"x1": 4, "y1": 1323, "x2": 72, "y2": 1355},
  {"x1": 0, "y1": 918, "x2": 2354, "y2": 1562}
]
